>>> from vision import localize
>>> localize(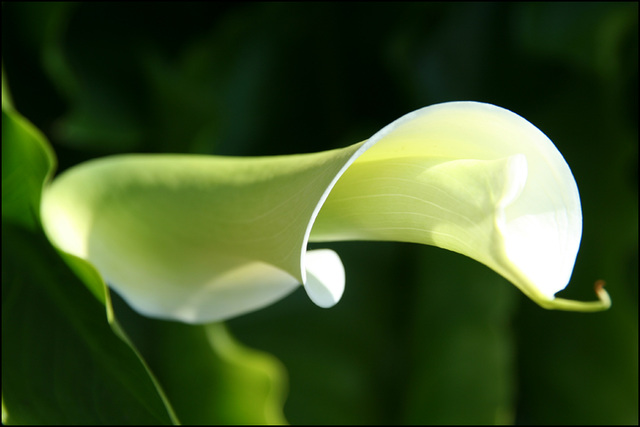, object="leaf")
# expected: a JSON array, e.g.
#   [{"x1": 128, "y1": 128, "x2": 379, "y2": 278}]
[
  {"x1": 112, "y1": 300, "x2": 288, "y2": 425},
  {"x1": 1, "y1": 84, "x2": 55, "y2": 231},
  {"x1": 1, "y1": 223, "x2": 176, "y2": 425},
  {"x1": 2, "y1": 79, "x2": 177, "y2": 424}
]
